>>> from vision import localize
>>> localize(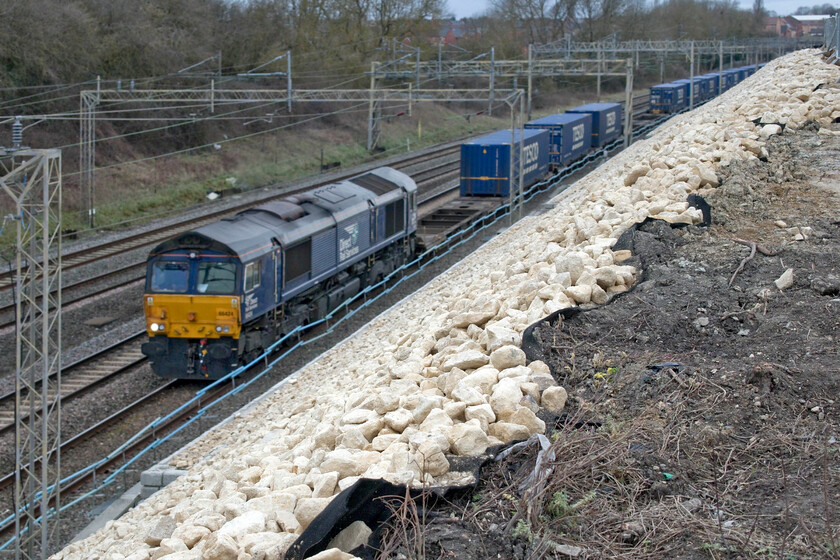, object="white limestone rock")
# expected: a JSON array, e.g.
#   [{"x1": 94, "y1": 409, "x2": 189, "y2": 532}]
[
  {"x1": 327, "y1": 520, "x2": 373, "y2": 554},
  {"x1": 413, "y1": 439, "x2": 450, "y2": 477},
  {"x1": 489, "y1": 377, "x2": 524, "y2": 420},
  {"x1": 489, "y1": 345, "x2": 526, "y2": 370},
  {"x1": 304, "y1": 549, "x2": 357, "y2": 560},
  {"x1": 294, "y1": 497, "x2": 332, "y2": 529},
  {"x1": 565, "y1": 285, "x2": 592, "y2": 304},
  {"x1": 449, "y1": 420, "x2": 490, "y2": 456},
  {"x1": 384, "y1": 408, "x2": 413, "y2": 433},
  {"x1": 489, "y1": 422, "x2": 531, "y2": 443},
  {"x1": 485, "y1": 324, "x2": 522, "y2": 352},
  {"x1": 775, "y1": 268, "x2": 794, "y2": 290},
  {"x1": 465, "y1": 404, "x2": 496, "y2": 432},
  {"x1": 541, "y1": 386, "x2": 568, "y2": 414},
  {"x1": 200, "y1": 533, "x2": 238, "y2": 560},
  {"x1": 441, "y1": 349, "x2": 490, "y2": 372}
]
